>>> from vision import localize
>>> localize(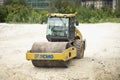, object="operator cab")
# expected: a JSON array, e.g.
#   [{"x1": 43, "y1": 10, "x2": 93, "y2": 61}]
[{"x1": 46, "y1": 13, "x2": 78, "y2": 42}]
